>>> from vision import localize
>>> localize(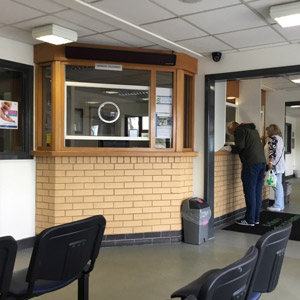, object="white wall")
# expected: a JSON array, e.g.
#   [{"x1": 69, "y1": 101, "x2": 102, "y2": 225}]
[
  {"x1": 238, "y1": 79, "x2": 261, "y2": 128},
  {"x1": 214, "y1": 81, "x2": 226, "y2": 151},
  {"x1": 0, "y1": 37, "x2": 35, "y2": 240},
  {"x1": 265, "y1": 90, "x2": 285, "y2": 129},
  {"x1": 194, "y1": 43, "x2": 300, "y2": 198},
  {"x1": 0, "y1": 160, "x2": 36, "y2": 239}
]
